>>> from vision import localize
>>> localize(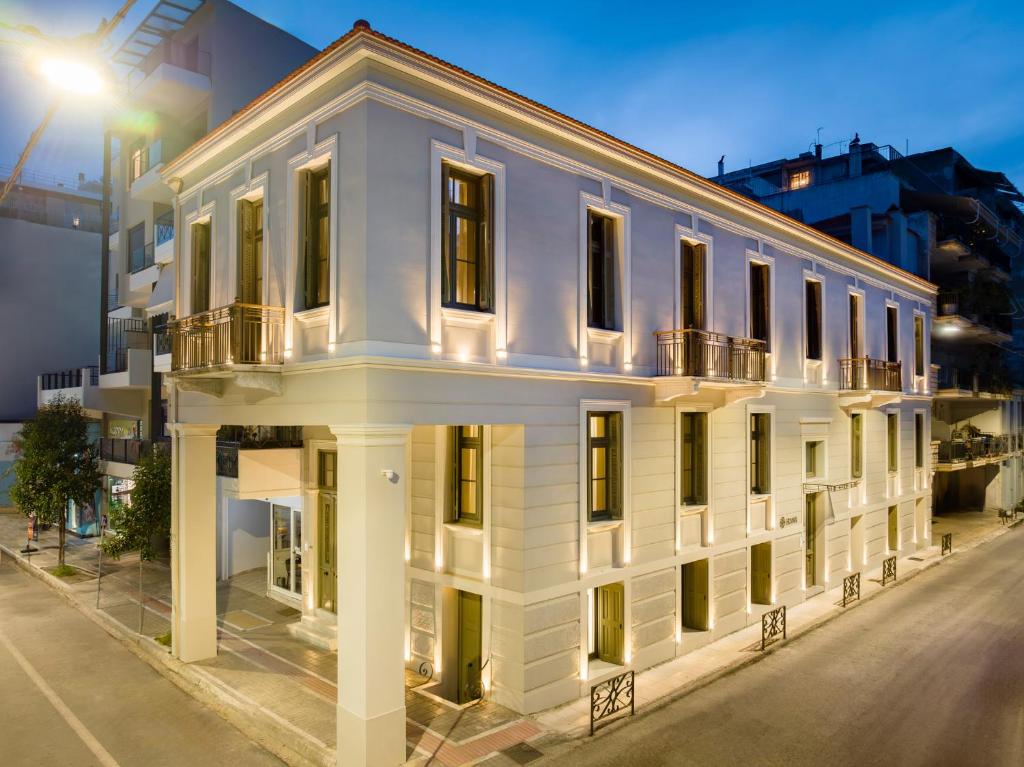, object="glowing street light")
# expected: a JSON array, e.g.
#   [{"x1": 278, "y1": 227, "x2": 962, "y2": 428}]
[{"x1": 38, "y1": 56, "x2": 107, "y2": 96}]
